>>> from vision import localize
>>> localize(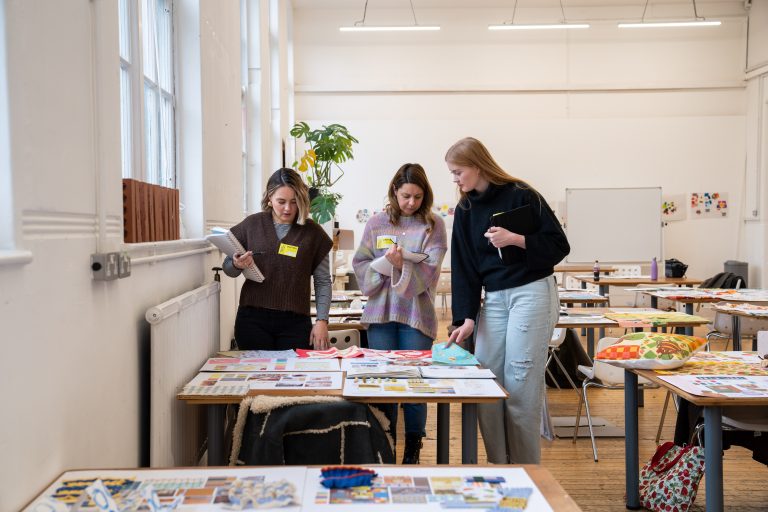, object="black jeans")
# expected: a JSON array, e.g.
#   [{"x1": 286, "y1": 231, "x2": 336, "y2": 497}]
[{"x1": 234, "y1": 306, "x2": 312, "y2": 351}]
